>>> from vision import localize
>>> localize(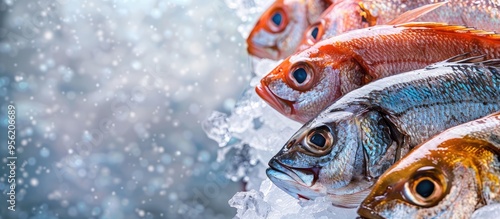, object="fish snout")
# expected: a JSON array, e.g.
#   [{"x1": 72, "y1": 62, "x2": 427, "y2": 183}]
[
  {"x1": 267, "y1": 158, "x2": 319, "y2": 187},
  {"x1": 255, "y1": 82, "x2": 295, "y2": 117},
  {"x1": 357, "y1": 194, "x2": 386, "y2": 219},
  {"x1": 246, "y1": 37, "x2": 279, "y2": 60},
  {"x1": 267, "y1": 158, "x2": 324, "y2": 200}
]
